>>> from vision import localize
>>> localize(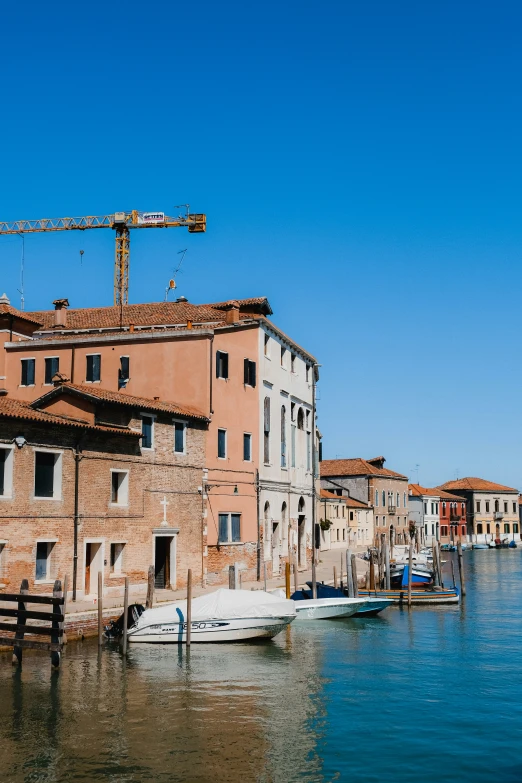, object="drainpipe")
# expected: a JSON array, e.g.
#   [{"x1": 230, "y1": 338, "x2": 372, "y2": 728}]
[{"x1": 72, "y1": 442, "x2": 81, "y2": 601}]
